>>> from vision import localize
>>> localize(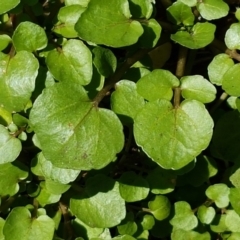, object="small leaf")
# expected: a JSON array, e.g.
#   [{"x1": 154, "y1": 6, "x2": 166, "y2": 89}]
[
  {"x1": 229, "y1": 188, "x2": 240, "y2": 215},
  {"x1": 128, "y1": 0, "x2": 153, "y2": 19},
  {"x1": 167, "y1": 1, "x2": 195, "y2": 26},
  {"x1": 3, "y1": 207, "x2": 55, "y2": 240},
  {"x1": 0, "y1": 161, "x2": 28, "y2": 196},
  {"x1": 170, "y1": 201, "x2": 198, "y2": 231},
  {"x1": 178, "y1": 0, "x2": 197, "y2": 7},
  {"x1": 138, "y1": 214, "x2": 155, "y2": 230},
  {"x1": 230, "y1": 168, "x2": 240, "y2": 188},
  {"x1": 111, "y1": 80, "x2": 145, "y2": 125},
  {"x1": 0, "y1": 0, "x2": 20, "y2": 14},
  {"x1": 0, "y1": 51, "x2": 39, "y2": 112},
  {"x1": 197, "y1": 0, "x2": 229, "y2": 20},
  {"x1": 171, "y1": 229, "x2": 211, "y2": 240},
  {"x1": 53, "y1": 5, "x2": 86, "y2": 38},
  {"x1": 206, "y1": 183, "x2": 230, "y2": 208},
  {"x1": 0, "y1": 34, "x2": 11, "y2": 51},
  {"x1": 208, "y1": 53, "x2": 234, "y2": 86},
  {"x1": 225, "y1": 210, "x2": 240, "y2": 232},
  {"x1": 136, "y1": 69, "x2": 180, "y2": 101},
  {"x1": 30, "y1": 82, "x2": 124, "y2": 170},
  {"x1": 12, "y1": 21, "x2": 47, "y2": 52},
  {"x1": 46, "y1": 39, "x2": 92, "y2": 85},
  {"x1": 45, "y1": 179, "x2": 71, "y2": 195},
  {"x1": 0, "y1": 107, "x2": 12, "y2": 126},
  {"x1": 118, "y1": 171, "x2": 149, "y2": 202},
  {"x1": 197, "y1": 206, "x2": 215, "y2": 224},
  {"x1": 134, "y1": 99, "x2": 213, "y2": 169},
  {"x1": 75, "y1": 0, "x2": 143, "y2": 47},
  {"x1": 171, "y1": 22, "x2": 216, "y2": 49},
  {"x1": 148, "y1": 195, "x2": 171, "y2": 221},
  {"x1": 180, "y1": 75, "x2": 216, "y2": 103},
  {"x1": 117, "y1": 212, "x2": 138, "y2": 235},
  {"x1": 70, "y1": 174, "x2": 126, "y2": 228},
  {"x1": 92, "y1": 47, "x2": 117, "y2": 77},
  {"x1": 0, "y1": 125, "x2": 21, "y2": 164},
  {"x1": 210, "y1": 214, "x2": 228, "y2": 233},
  {"x1": 225, "y1": 23, "x2": 240, "y2": 50}
]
